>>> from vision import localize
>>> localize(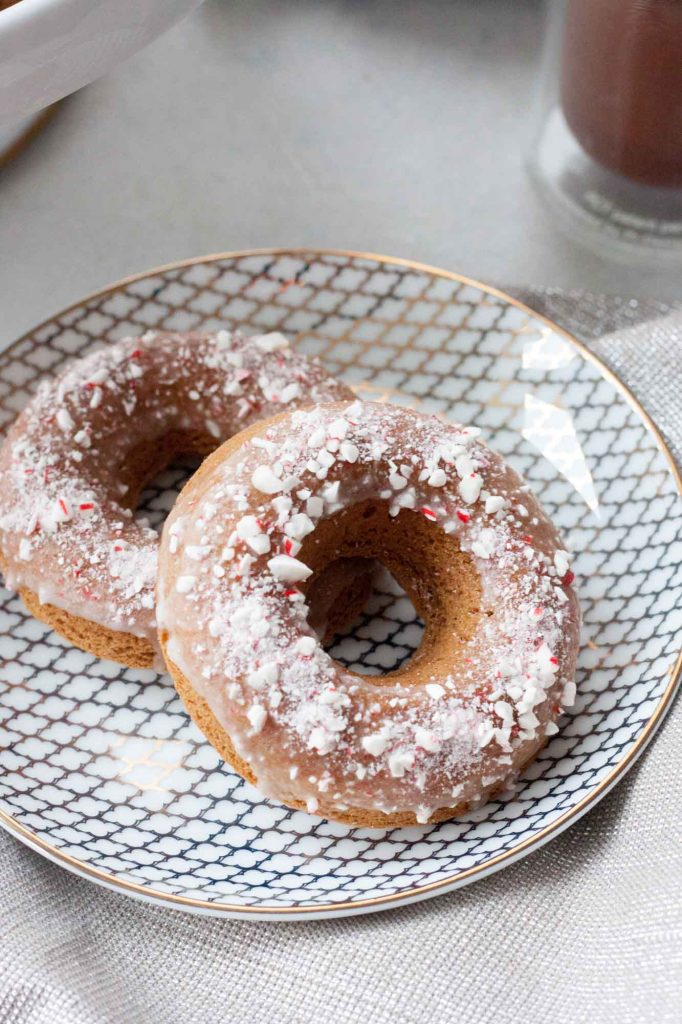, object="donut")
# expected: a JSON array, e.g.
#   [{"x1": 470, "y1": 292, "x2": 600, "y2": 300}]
[
  {"x1": 0, "y1": 330, "x2": 354, "y2": 669},
  {"x1": 157, "y1": 400, "x2": 581, "y2": 827}
]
